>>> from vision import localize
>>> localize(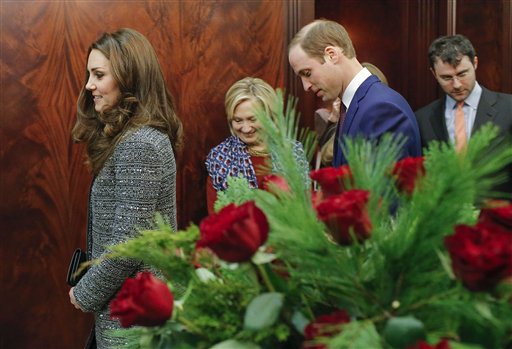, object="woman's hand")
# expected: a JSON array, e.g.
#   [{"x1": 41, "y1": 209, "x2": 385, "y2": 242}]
[
  {"x1": 328, "y1": 98, "x2": 342, "y2": 123},
  {"x1": 69, "y1": 287, "x2": 84, "y2": 311}
]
